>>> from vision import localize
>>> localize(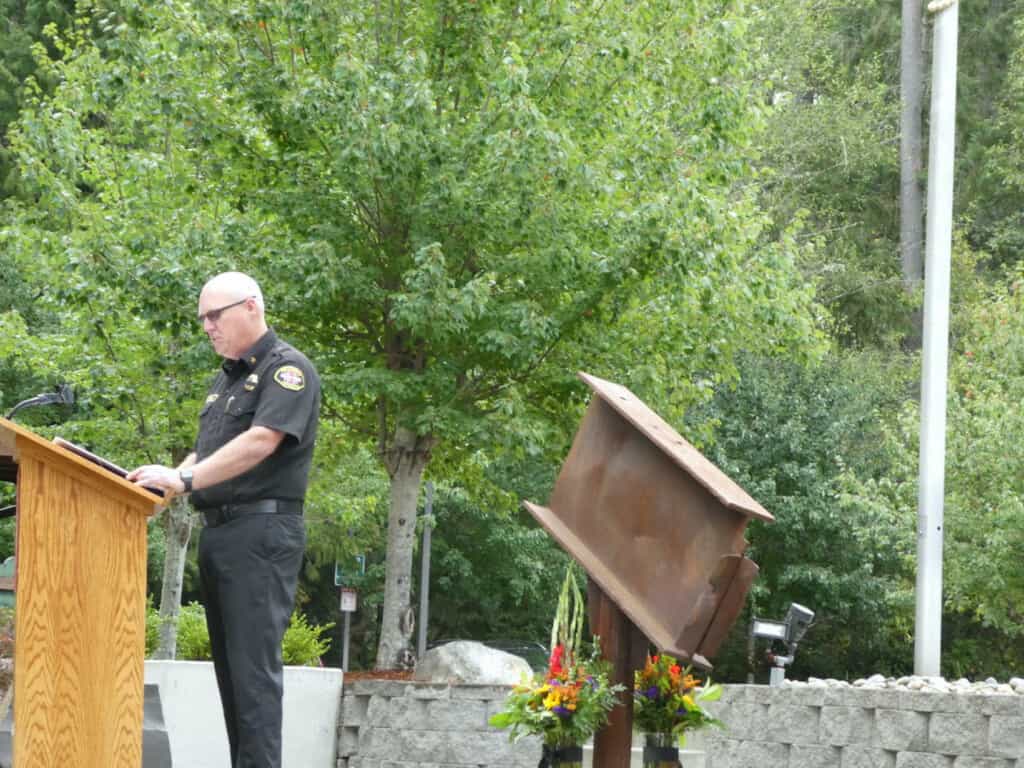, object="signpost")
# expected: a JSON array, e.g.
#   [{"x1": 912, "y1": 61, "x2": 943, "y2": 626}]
[
  {"x1": 334, "y1": 556, "x2": 365, "y2": 672},
  {"x1": 334, "y1": 555, "x2": 365, "y2": 587},
  {"x1": 340, "y1": 587, "x2": 358, "y2": 672},
  {"x1": 340, "y1": 587, "x2": 358, "y2": 613},
  {"x1": 417, "y1": 481, "x2": 435, "y2": 659}
]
